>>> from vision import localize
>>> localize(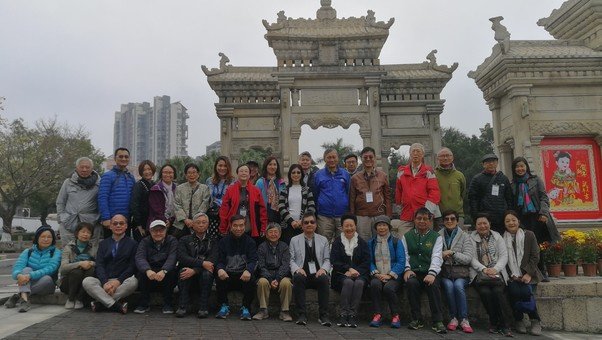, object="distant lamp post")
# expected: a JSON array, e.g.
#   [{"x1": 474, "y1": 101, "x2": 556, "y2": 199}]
[{"x1": 22, "y1": 208, "x2": 30, "y2": 218}]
